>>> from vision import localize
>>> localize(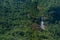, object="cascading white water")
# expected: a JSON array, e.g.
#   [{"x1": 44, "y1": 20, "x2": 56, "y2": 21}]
[{"x1": 40, "y1": 17, "x2": 45, "y2": 30}]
